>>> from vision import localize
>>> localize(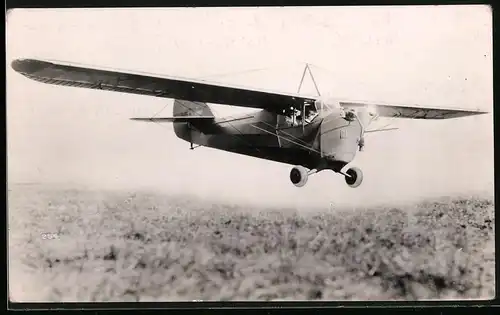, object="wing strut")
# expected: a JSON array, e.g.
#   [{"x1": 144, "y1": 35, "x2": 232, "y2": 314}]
[
  {"x1": 297, "y1": 63, "x2": 321, "y2": 96},
  {"x1": 297, "y1": 63, "x2": 322, "y2": 135}
]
